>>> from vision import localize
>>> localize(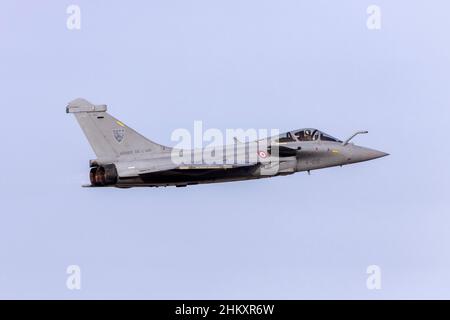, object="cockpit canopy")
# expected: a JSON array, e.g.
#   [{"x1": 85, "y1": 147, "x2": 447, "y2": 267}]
[{"x1": 275, "y1": 128, "x2": 342, "y2": 143}]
